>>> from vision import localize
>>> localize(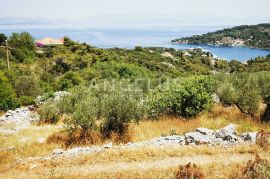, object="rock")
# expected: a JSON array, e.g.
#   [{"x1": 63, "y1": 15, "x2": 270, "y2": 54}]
[
  {"x1": 161, "y1": 52, "x2": 174, "y2": 58},
  {"x1": 35, "y1": 91, "x2": 70, "y2": 105},
  {"x1": 212, "y1": 138, "x2": 224, "y2": 145},
  {"x1": 53, "y1": 149, "x2": 64, "y2": 156},
  {"x1": 215, "y1": 124, "x2": 237, "y2": 139},
  {"x1": 161, "y1": 62, "x2": 175, "y2": 69},
  {"x1": 196, "y1": 127, "x2": 214, "y2": 135},
  {"x1": 224, "y1": 134, "x2": 241, "y2": 143},
  {"x1": 241, "y1": 132, "x2": 257, "y2": 143},
  {"x1": 29, "y1": 164, "x2": 37, "y2": 170},
  {"x1": 0, "y1": 107, "x2": 39, "y2": 134},
  {"x1": 103, "y1": 142, "x2": 113, "y2": 149},
  {"x1": 185, "y1": 132, "x2": 214, "y2": 145},
  {"x1": 0, "y1": 107, "x2": 39, "y2": 123},
  {"x1": 212, "y1": 93, "x2": 220, "y2": 103}
]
